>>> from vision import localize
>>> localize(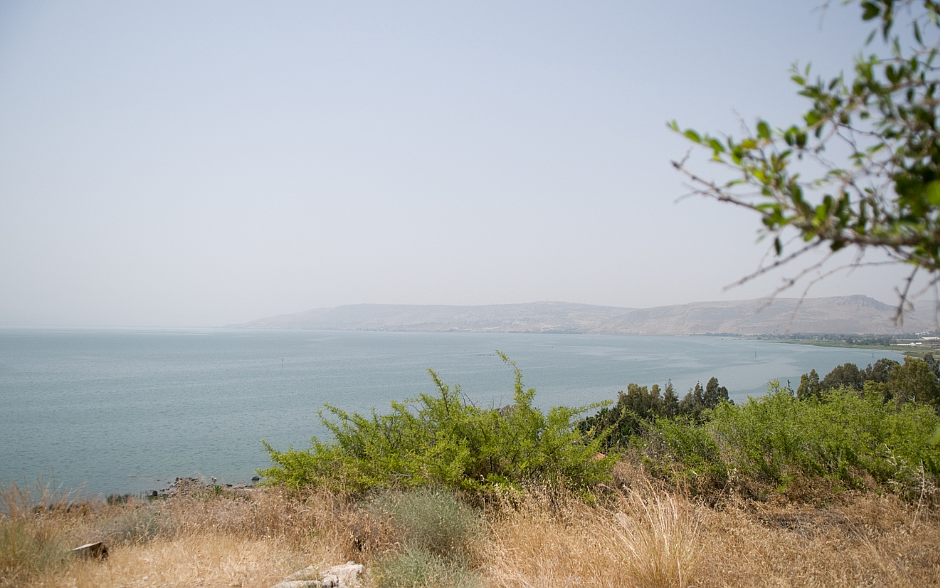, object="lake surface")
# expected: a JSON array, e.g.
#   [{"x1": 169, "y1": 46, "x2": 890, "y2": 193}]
[{"x1": 0, "y1": 328, "x2": 904, "y2": 497}]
